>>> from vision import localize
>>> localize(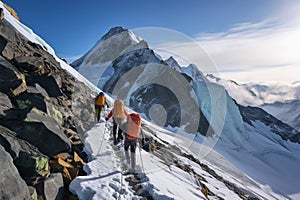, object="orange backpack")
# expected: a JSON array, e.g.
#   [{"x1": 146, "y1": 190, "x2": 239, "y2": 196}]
[
  {"x1": 113, "y1": 99, "x2": 125, "y2": 118},
  {"x1": 96, "y1": 95, "x2": 105, "y2": 106},
  {"x1": 126, "y1": 113, "x2": 141, "y2": 140}
]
